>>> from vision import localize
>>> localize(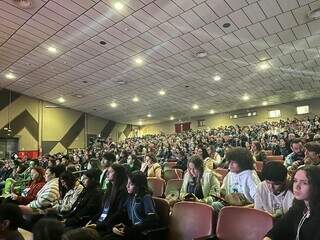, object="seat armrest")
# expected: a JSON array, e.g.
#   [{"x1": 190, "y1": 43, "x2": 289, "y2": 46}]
[
  {"x1": 193, "y1": 234, "x2": 217, "y2": 240},
  {"x1": 141, "y1": 226, "x2": 168, "y2": 240}
]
